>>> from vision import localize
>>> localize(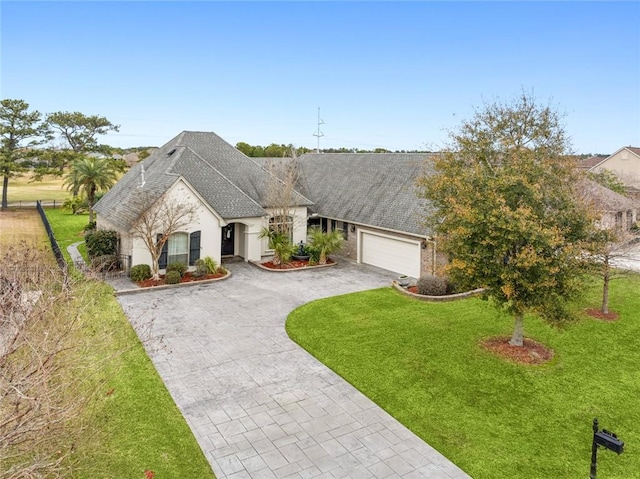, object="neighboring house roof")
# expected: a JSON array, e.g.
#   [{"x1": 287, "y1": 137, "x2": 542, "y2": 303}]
[
  {"x1": 578, "y1": 155, "x2": 608, "y2": 170},
  {"x1": 580, "y1": 179, "x2": 636, "y2": 213},
  {"x1": 628, "y1": 147, "x2": 640, "y2": 156},
  {"x1": 296, "y1": 153, "x2": 435, "y2": 236},
  {"x1": 94, "y1": 131, "x2": 312, "y2": 231},
  {"x1": 584, "y1": 146, "x2": 640, "y2": 172}
]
